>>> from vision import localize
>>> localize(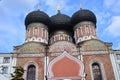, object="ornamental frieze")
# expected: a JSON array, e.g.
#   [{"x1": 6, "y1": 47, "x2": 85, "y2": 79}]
[
  {"x1": 50, "y1": 51, "x2": 78, "y2": 56},
  {"x1": 81, "y1": 51, "x2": 108, "y2": 55},
  {"x1": 49, "y1": 41, "x2": 77, "y2": 54},
  {"x1": 17, "y1": 53, "x2": 45, "y2": 57}
]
